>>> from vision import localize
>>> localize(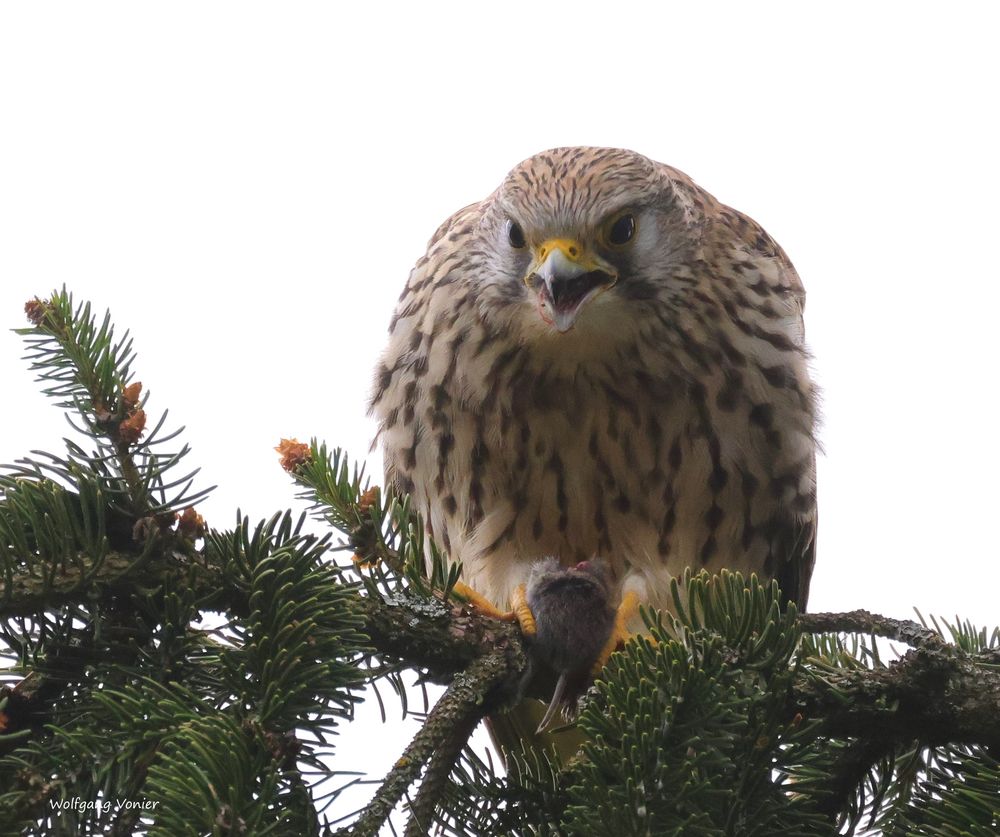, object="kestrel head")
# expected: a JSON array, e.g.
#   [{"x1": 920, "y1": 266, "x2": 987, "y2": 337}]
[{"x1": 478, "y1": 147, "x2": 693, "y2": 339}]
